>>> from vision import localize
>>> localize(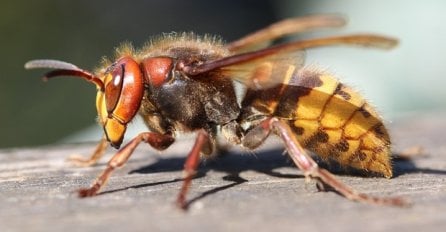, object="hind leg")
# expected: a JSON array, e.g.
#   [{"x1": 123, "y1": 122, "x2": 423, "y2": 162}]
[{"x1": 241, "y1": 117, "x2": 408, "y2": 207}]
